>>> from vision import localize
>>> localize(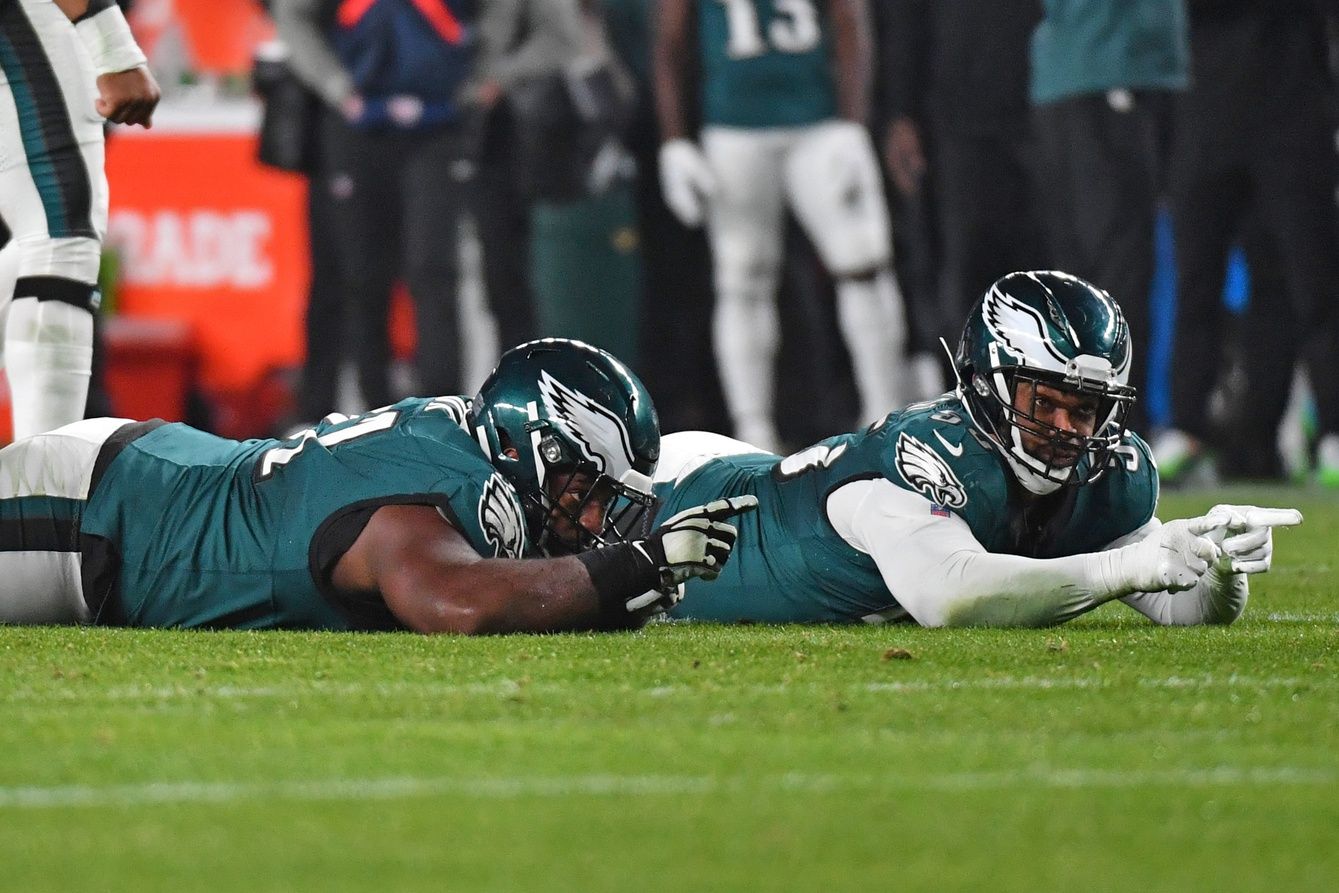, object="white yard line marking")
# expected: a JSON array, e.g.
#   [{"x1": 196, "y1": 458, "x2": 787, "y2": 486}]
[
  {"x1": 3, "y1": 673, "x2": 1327, "y2": 706},
  {"x1": 0, "y1": 766, "x2": 1333, "y2": 810},
  {"x1": 1265, "y1": 612, "x2": 1339, "y2": 623},
  {"x1": 865, "y1": 675, "x2": 1319, "y2": 694}
]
